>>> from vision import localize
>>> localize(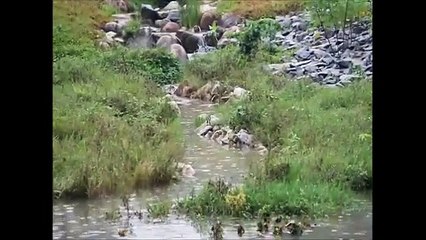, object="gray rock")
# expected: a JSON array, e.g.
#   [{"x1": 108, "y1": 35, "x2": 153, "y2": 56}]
[
  {"x1": 290, "y1": 15, "x2": 301, "y2": 22},
  {"x1": 277, "y1": 16, "x2": 292, "y2": 28},
  {"x1": 321, "y1": 56, "x2": 335, "y2": 65},
  {"x1": 324, "y1": 76, "x2": 337, "y2": 84},
  {"x1": 296, "y1": 32, "x2": 308, "y2": 41},
  {"x1": 310, "y1": 73, "x2": 322, "y2": 82},
  {"x1": 349, "y1": 41, "x2": 361, "y2": 50},
  {"x1": 338, "y1": 41, "x2": 349, "y2": 51},
  {"x1": 199, "y1": 125, "x2": 213, "y2": 136},
  {"x1": 339, "y1": 74, "x2": 360, "y2": 82},
  {"x1": 237, "y1": 130, "x2": 253, "y2": 147},
  {"x1": 304, "y1": 64, "x2": 317, "y2": 73},
  {"x1": 318, "y1": 70, "x2": 329, "y2": 79},
  {"x1": 166, "y1": 10, "x2": 180, "y2": 22},
  {"x1": 324, "y1": 29, "x2": 335, "y2": 38},
  {"x1": 290, "y1": 59, "x2": 312, "y2": 67},
  {"x1": 217, "y1": 38, "x2": 239, "y2": 49},
  {"x1": 337, "y1": 59, "x2": 353, "y2": 69},
  {"x1": 341, "y1": 68, "x2": 352, "y2": 74},
  {"x1": 295, "y1": 48, "x2": 313, "y2": 60},
  {"x1": 363, "y1": 45, "x2": 373, "y2": 51},
  {"x1": 162, "y1": 1, "x2": 179, "y2": 11},
  {"x1": 104, "y1": 21, "x2": 119, "y2": 32},
  {"x1": 140, "y1": 4, "x2": 162, "y2": 24},
  {"x1": 364, "y1": 65, "x2": 372, "y2": 72},
  {"x1": 295, "y1": 67, "x2": 305, "y2": 76},
  {"x1": 312, "y1": 49, "x2": 329, "y2": 59},
  {"x1": 292, "y1": 21, "x2": 308, "y2": 31}
]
